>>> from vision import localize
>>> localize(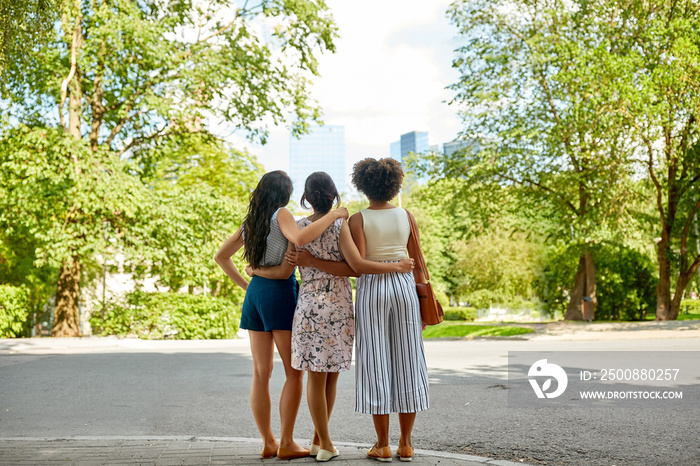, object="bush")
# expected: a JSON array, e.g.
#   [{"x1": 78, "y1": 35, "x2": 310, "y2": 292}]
[
  {"x1": 464, "y1": 289, "x2": 507, "y2": 309},
  {"x1": 435, "y1": 289, "x2": 450, "y2": 308},
  {"x1": 443, "y1": 307, "x2": 477, "y2": 321},
  {"x1": 90, "y1": 291, "x2": 240, "y2": 339},
  {"x1": 680, "y1": 299, "x2": 700, "y2": 315},
  {"x1": 0, "y1": 285, "x2": 31, "y2": 338},
  {"x1": 536, "y1": 243, "x2": 657, "y2": 321}
]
